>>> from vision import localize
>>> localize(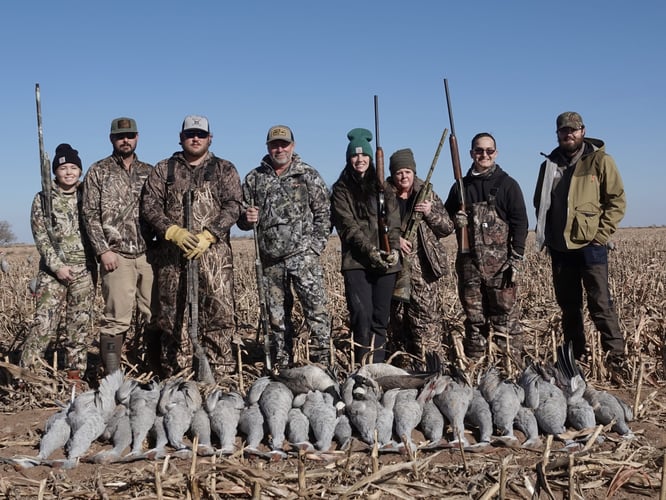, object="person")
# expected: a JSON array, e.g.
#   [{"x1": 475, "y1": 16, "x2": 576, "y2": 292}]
[
  {"x1": 237, "y1": 125, "x2": 331, "y2": 368},
  {"x1": 21, "y1": 144, "x2": 96, "y2": 385},
  {"x1": 82, "y1": 117, "x2": 155, "y2": 375},
  {"x1": 385, "y1": 148, "x2": 454, "y2": 364},
  {"x1": 140, "y1": 115, "x2": 242, "y2": 379},
  {"x1": 444, "y1": 133, "x2": 528, "y2": 360},
  {"x1": 331, "y1": 128, "x2": 401, "y2": 365},
  {"x1": 534, "y1": 111, "x2": 626, "y2": 367}
]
